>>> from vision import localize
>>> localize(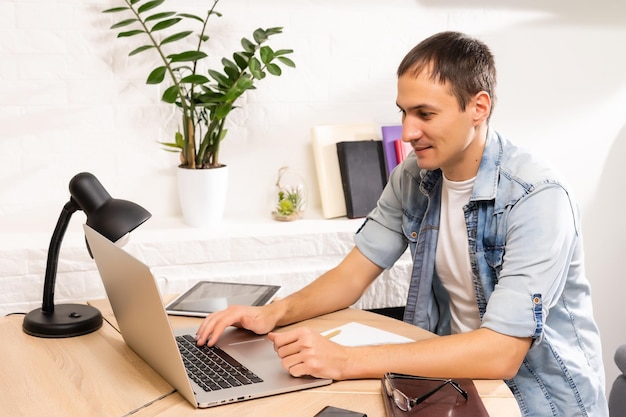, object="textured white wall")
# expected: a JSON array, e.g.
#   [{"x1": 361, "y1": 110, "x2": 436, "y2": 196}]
[{"x1": 0, "y1": 0, "x2": 624, "y2": 392}]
